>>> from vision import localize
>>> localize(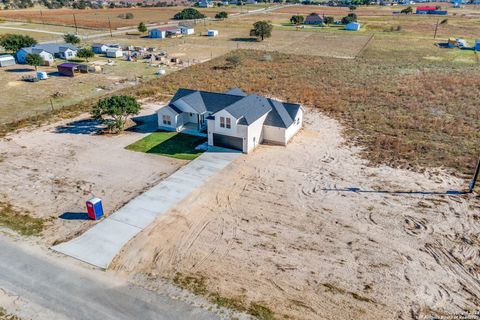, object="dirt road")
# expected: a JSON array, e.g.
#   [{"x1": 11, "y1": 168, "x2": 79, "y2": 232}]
[{"x1": 112, "y1": 110, "x2": 480, "y2": 319}]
